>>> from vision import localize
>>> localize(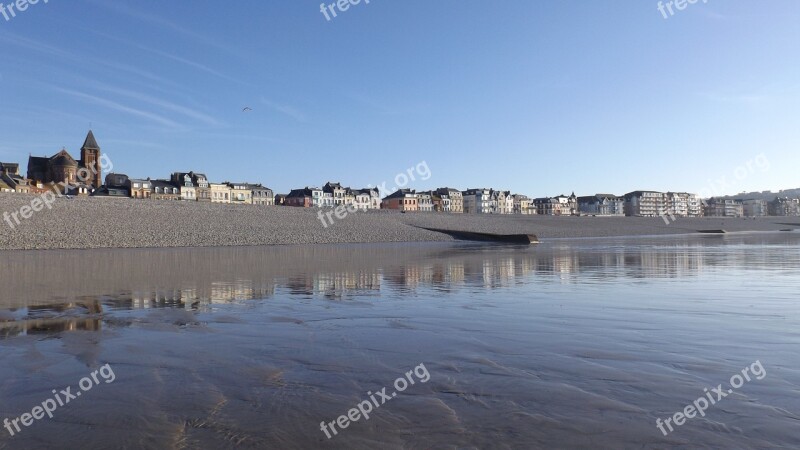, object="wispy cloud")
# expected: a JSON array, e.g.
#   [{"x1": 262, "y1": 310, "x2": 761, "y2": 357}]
[
  {"x1": 0, "y1": 32, "x2": 72, "y2": 59},
  {"x1": 81, "y1": 0, "x2": 249, "y2": 60},
  {"x1": 51, "y1": 87, "x2": 182, "y2": 129},
  {"x1": 92, "y1": 84, "x2": 223, "y2": 127},
  {"x1": 82, "y1": 28, "x2": 250, "y2": 87},
  {"x1": 261, "y1": 98, "x2": 307, "y2": 122}
]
